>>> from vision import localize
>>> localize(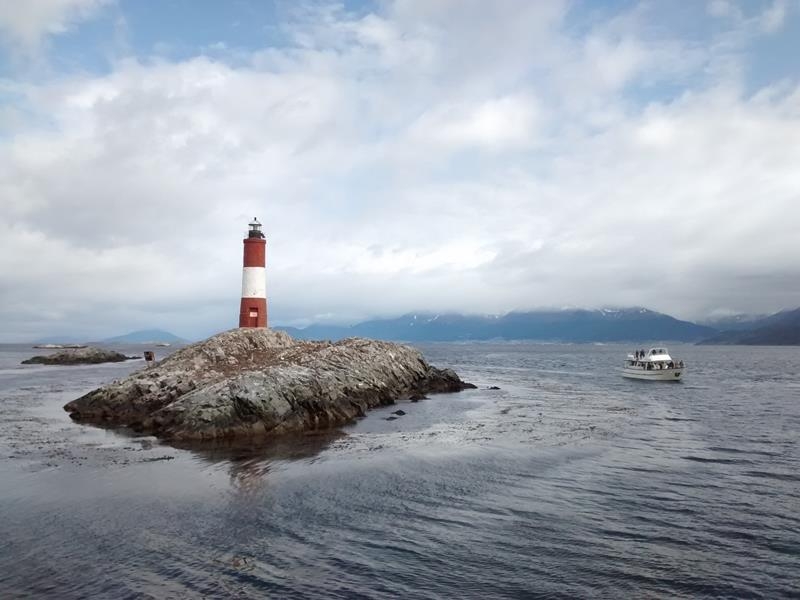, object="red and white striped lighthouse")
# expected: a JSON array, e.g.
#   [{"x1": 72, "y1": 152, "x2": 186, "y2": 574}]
[{"x1": 239, "y1": 218, "x2": 268, "y2": 328}]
